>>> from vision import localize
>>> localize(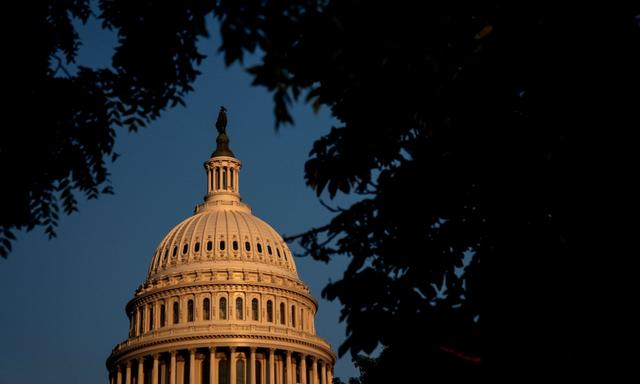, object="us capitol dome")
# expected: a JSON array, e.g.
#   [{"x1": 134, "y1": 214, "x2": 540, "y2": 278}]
[{"x1": 107, "y1": 108, "x2": 335, "y2": 384}]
